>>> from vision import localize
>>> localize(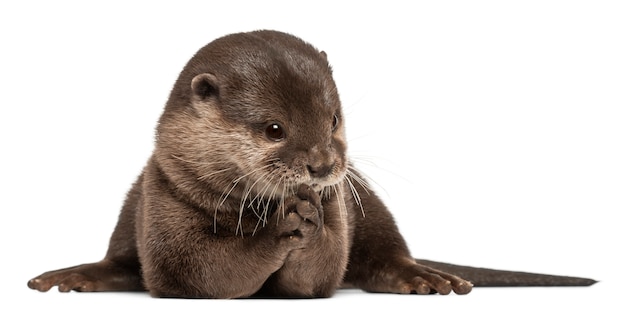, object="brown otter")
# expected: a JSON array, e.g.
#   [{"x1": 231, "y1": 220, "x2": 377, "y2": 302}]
[{"x1": 26, "y1": 30, "x2": 595, "y2": 298}]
